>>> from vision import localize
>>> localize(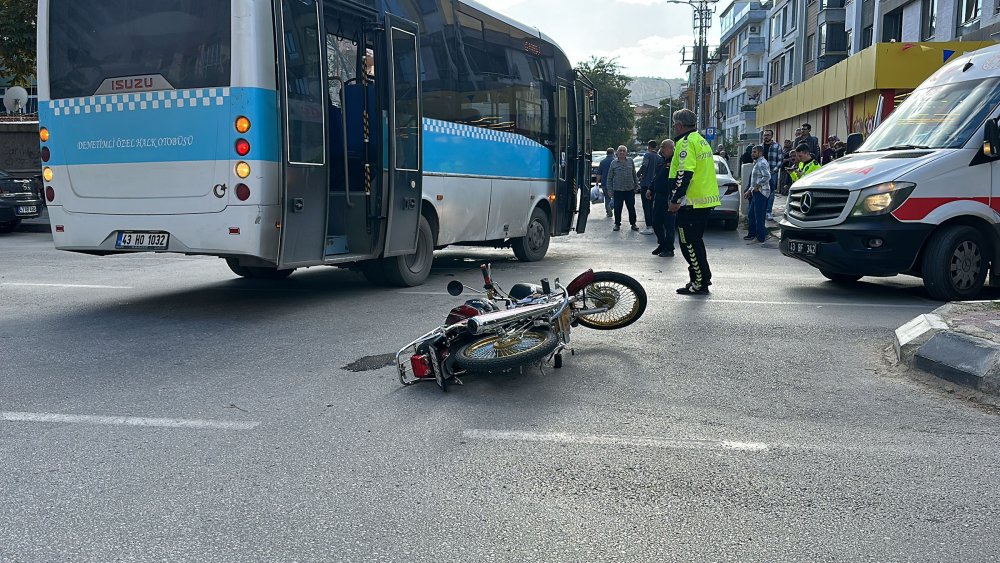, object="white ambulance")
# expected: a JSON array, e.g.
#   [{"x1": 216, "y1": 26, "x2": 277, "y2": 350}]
[{"x1": 780, "y1": 43, "x2": 1000, "y2": 301}]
